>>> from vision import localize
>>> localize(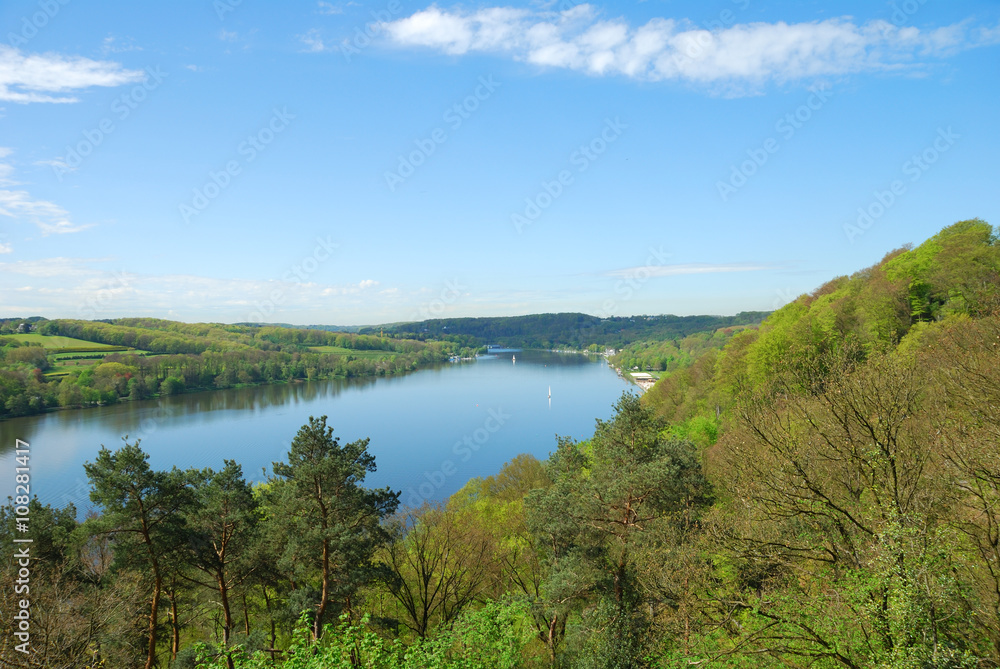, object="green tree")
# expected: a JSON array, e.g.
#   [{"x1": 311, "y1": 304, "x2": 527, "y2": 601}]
[
  {"x1": 183, "y1": 460, "x2": 261, "y2": 661},
  {"x1": 267, "y1": 415, "x2": 399, "y2": 640},
  {"x1": 84, "y1": 439, "x2": 195, "y2": 669},
  {"x1": 527, "y1": 393, "x2": 712, "y2": 667}
]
